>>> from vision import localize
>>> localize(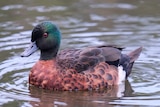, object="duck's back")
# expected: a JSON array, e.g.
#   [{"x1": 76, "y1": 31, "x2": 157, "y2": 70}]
[{"x1": 57, "y1": 45, "x2": 122, "y2": 73}]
